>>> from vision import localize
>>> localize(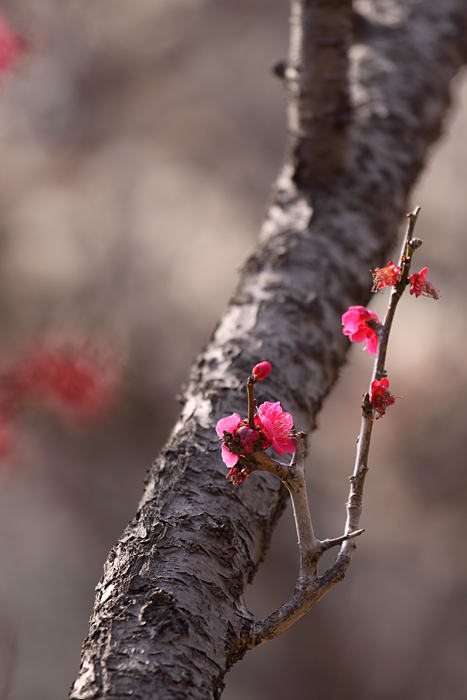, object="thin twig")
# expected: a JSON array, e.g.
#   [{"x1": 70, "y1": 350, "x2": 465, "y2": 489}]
[
  {"x1": 333, "y1": 208, "x2": 422, "y2": 566},
  {"x1": 246, "y1": 376, "x2": 256, "y2": 429},
  {"x1": 319, "y1": 529, "x2": 365, "y2": 553},
  {"x1": 284, "y1": 433, "x2": 319, "y2": 577},
  {"x1": 374, "y1": 207, "x2": 421, "y2": 380}
]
